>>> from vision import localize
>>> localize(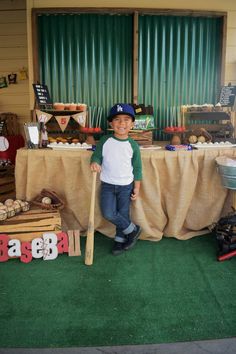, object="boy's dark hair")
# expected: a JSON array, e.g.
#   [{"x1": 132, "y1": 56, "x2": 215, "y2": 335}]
[{"x1": 107, "y1": 103, "x2": 135, "y2": 122}]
